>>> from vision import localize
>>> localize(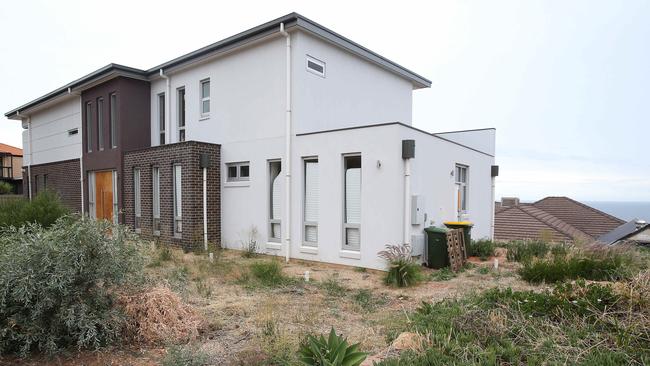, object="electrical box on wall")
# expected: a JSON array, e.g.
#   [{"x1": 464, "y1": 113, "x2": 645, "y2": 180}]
[{"x1": 411, "y1": 195, "x2": 425, "y2": 225}]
